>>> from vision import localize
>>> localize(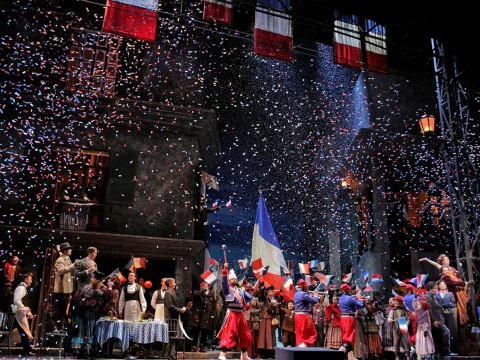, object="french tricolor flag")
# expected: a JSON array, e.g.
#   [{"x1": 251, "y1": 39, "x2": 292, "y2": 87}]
[
  {"x1": 226, "y1": 199, "x2": 232, "y2": 207},
  {"x1": 203, "y1": 0, "x2": 233, "y2": 26},
  {"x1": 333, "y1": 10, "x2": 362, "y2": 69},
  {"x1": 393, "y1": 278, "x2": 407, "y2": 287},
  {"x1": 251, "y1": 193, "x2": 288, "y2": 290},
  {"x1": 365, "y1": 19, "x2": 388, "y2": 74},
  {"x1": 283, "y1": 275, "x2": 295, "y2": 302},
  {"x1": 201, "y1": 269, "x2": 217, "y2": 284},
  {"x1": 416, "y1": 274, "x2": 429, "y2": 288},
  {"x1": 304, "y1": 275, "x2": 316, "y2": 286},
  {"x1": 238, "y1": 258, "x2": 249, "y2": 269},
  {"x1": 342, "y1": 272, "x2": 353, "y2": 283},
  {"x1": 254, "y1": 0, "x2": 293, "y2": 62},
  {"x1": 370, "y1": 273, "x2": 383, "y2": 284},
  {"x1": 298, "y1": 262, "x2": 310, "y2": 274},
  {"x1": 103, "y1": 0, "x2": 159, "y2": 42}
]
